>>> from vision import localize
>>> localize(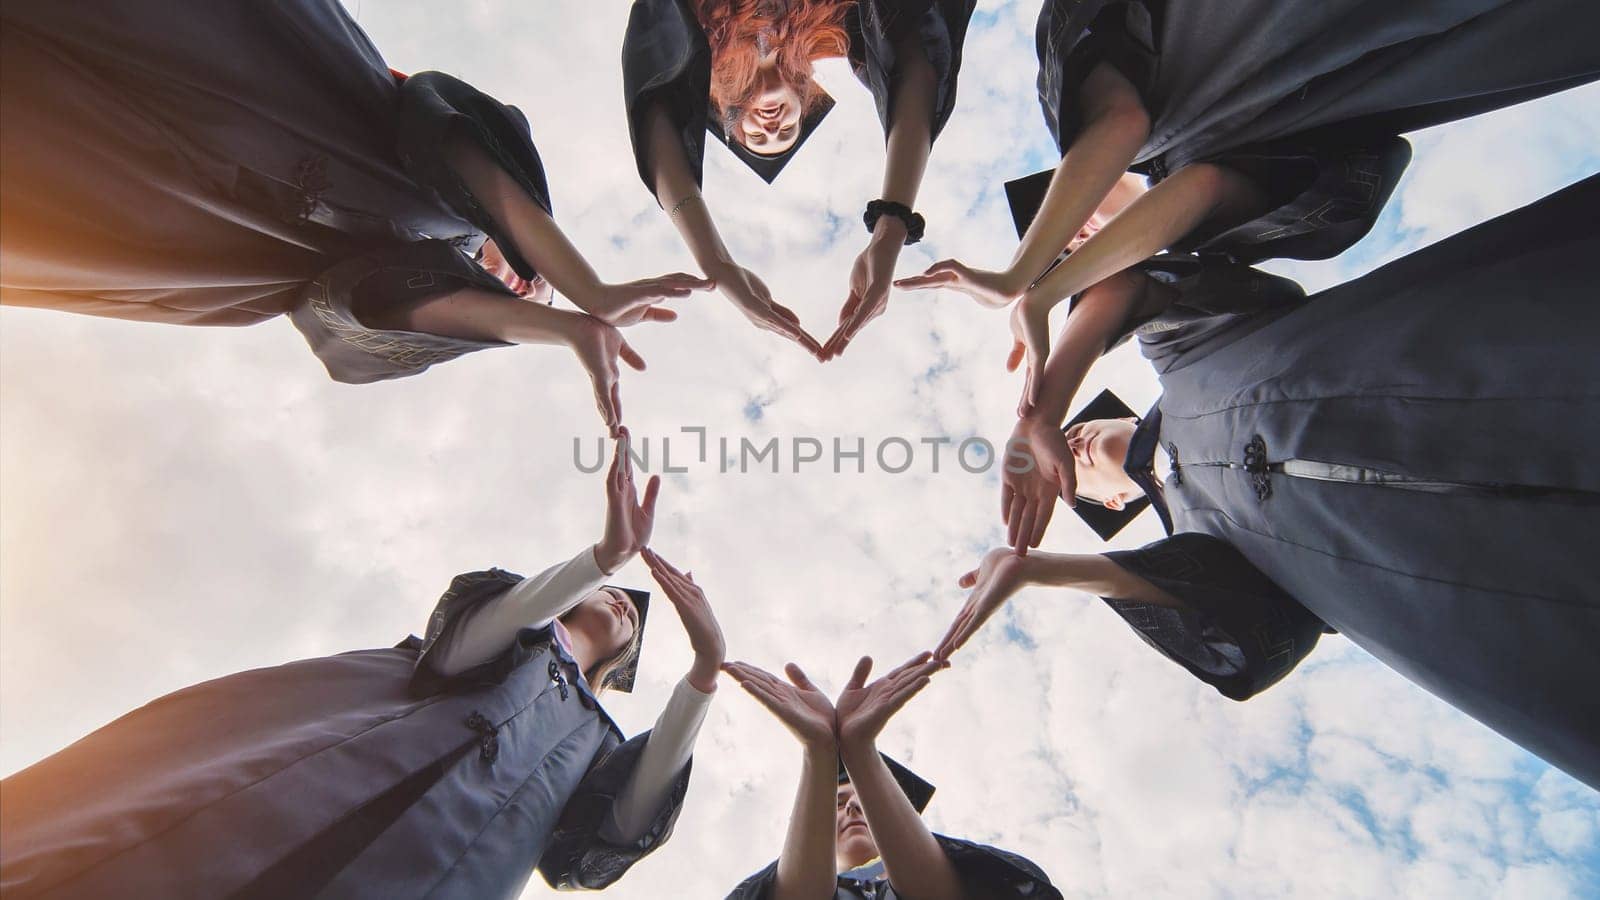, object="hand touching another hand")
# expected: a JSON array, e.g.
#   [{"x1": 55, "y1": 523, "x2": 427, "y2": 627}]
[
  {"x1": 833, "y1": 653, "x2": 947, "y2": 752},
  {"x1": 707, "y1": 262, "x2": 822, "y2": 358},
  {"x1": 934, "y1": 549, "x2": 1037, "y2": 661},
  {"x1": 594, "y1": 429, "x2": 659, "y2": 573},
  {"x1": 642, "y1": 549, "x2": 725, "y2": 694},
  {"x1": 722, "y1": 660, "x2": 837, "y2": 749},
  {"x1": 566, "y1": 317, "x2": 647, "y2": 438},
  {"x1": 1003, "y1": 417, "x2": 1077, "y2": 553},
  {"x1": 821, "y1": 234, "x2": 899, "y2": 360}
]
